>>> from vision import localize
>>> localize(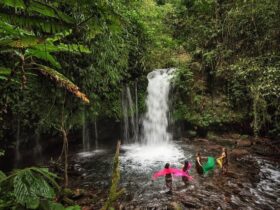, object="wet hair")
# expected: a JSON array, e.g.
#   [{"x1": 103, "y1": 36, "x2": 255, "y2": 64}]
[
  {"x1": 224, "y1": 148, "x2": 228, "y2": 157},
  {"x1": 184, "y1": 160, "x2": 189, "y2": 167},
  {"x1": 196, "y1": 152, "x2": 201, "y2": 157},
  {"x1": 165, "y1": 163, "x2": 170, "y2": 169}
]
